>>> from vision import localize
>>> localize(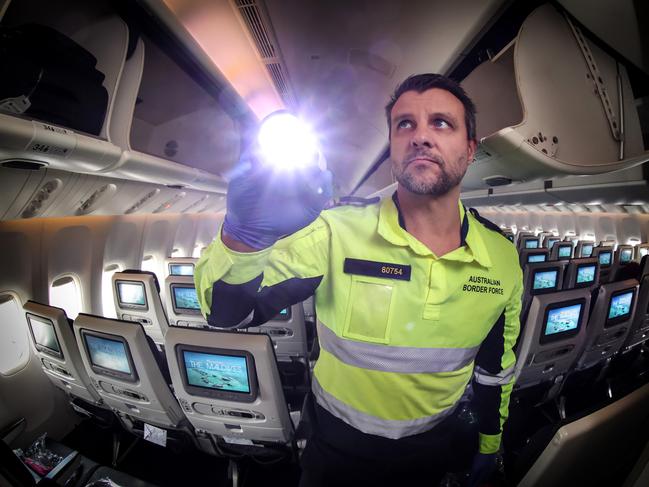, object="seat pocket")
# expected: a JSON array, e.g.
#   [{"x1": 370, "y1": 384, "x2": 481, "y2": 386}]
[{"x1": 342, "y1": 275, "x2": 394, "y2": 344}]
